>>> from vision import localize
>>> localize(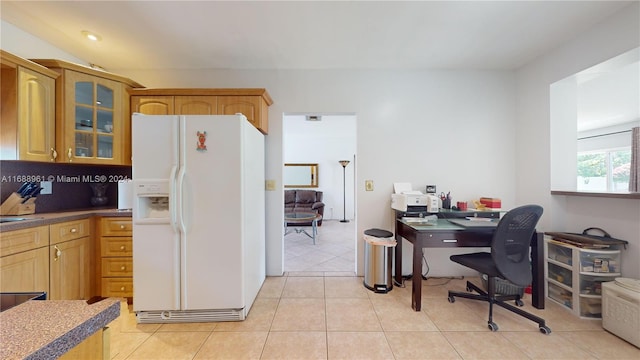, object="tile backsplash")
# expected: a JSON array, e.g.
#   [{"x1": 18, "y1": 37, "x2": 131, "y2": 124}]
[{"x1": 0, "y1": 160, "x2": 132, "y2": 213}]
